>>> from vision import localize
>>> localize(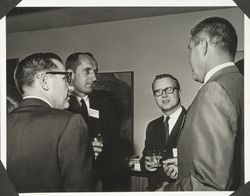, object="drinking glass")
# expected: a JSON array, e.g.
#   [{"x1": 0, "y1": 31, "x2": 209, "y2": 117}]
[
  {"x1": 92, "y1": 133, "x2": 103, "y2": 160},
  {"x1": 145, "y1": 150, "x2": 162, "y2": 170}
]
